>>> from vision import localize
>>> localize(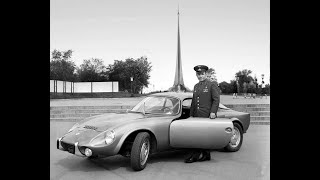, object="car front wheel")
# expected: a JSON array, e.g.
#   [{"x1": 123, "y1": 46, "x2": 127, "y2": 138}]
[
  {"x1": 224, "y1": 122, "x2": 243, "y2": 152},
  {"x1": 130, "y1": 132, "x2": 150, "y2": 171}
]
